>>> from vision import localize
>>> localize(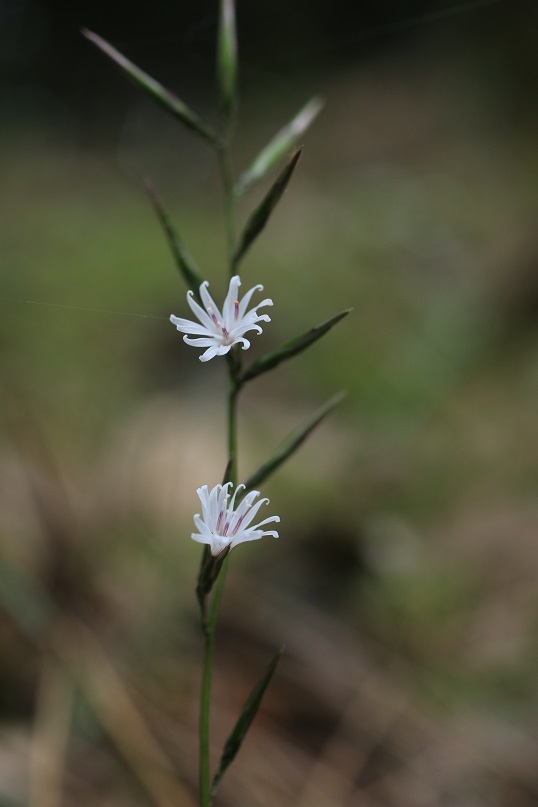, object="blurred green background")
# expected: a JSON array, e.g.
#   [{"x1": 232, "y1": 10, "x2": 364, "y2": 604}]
[{"x1": 1, "y1": 1, "x2": 537, "y2": 805}]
